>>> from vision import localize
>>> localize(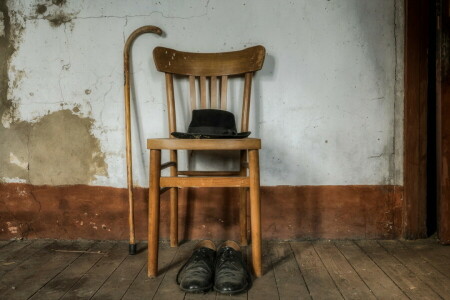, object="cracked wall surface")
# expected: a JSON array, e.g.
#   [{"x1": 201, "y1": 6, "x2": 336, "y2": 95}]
[
  {"x1": 0, "y1": 0, "x2": 107, "y2": 186},
  {"x1": 1, "y1": 0, "x2": 404, "y2": 187}
]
